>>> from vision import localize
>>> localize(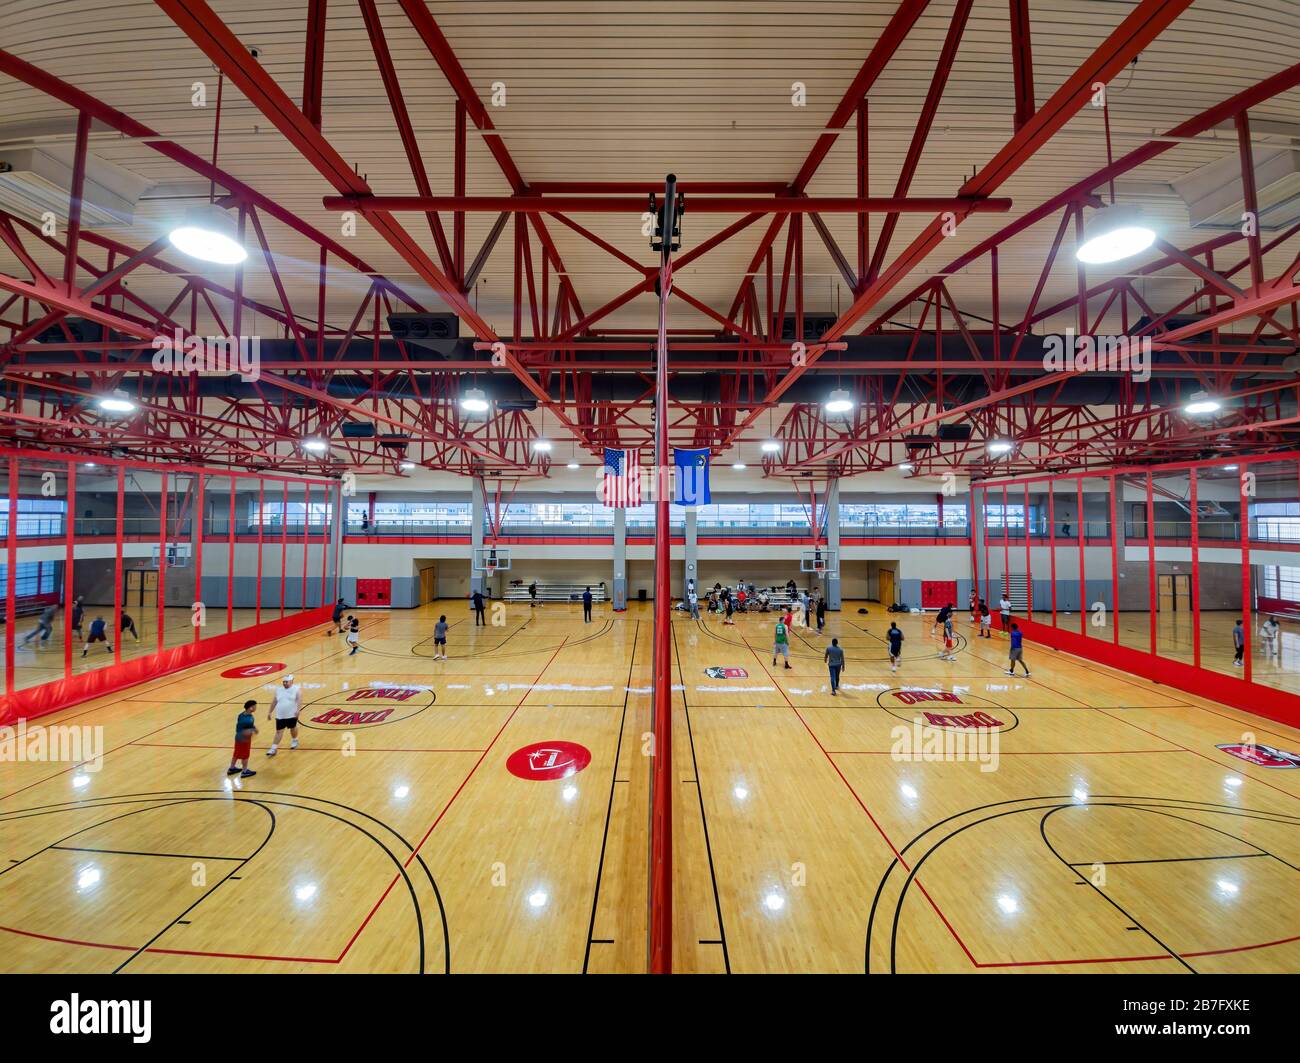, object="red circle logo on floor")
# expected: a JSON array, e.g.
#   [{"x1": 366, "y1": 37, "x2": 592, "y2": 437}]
[
  {"x1": 221, "y1": 662, "x2": 286, "y2": 679},
  {"x1": 506, "y1": 740, "x2": 592, "y2": 781}
]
